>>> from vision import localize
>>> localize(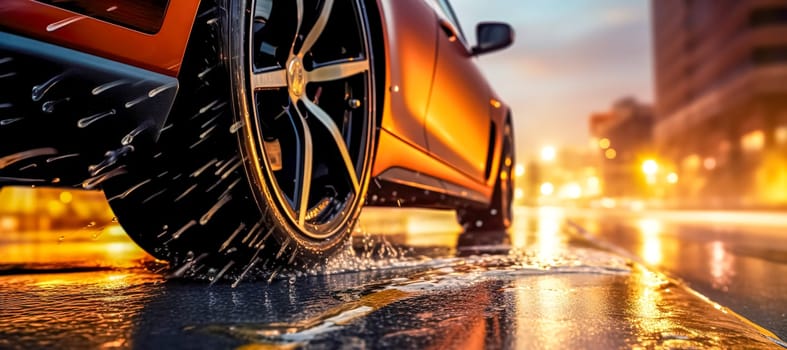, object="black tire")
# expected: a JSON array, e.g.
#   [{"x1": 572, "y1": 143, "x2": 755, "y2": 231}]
[
  {"x1": 103, "y1": 0, "x2": 379, "y2": 280},
  {"x1": 457, "y1": 119, "x2": 514, "y2": 232}
]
